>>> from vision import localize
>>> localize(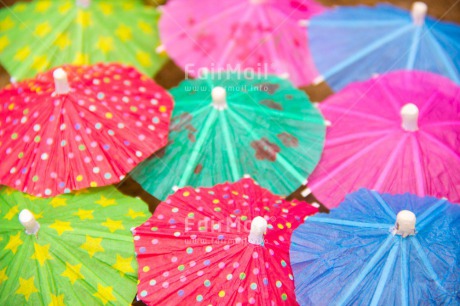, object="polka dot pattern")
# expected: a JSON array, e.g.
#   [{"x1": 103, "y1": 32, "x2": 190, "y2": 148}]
[
  {"x1": 132, "y1": 178, "x2": 318, "y2": 305},
  {"x1": 0, "y1": 63, "x2": 173, "y2": 197}
]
